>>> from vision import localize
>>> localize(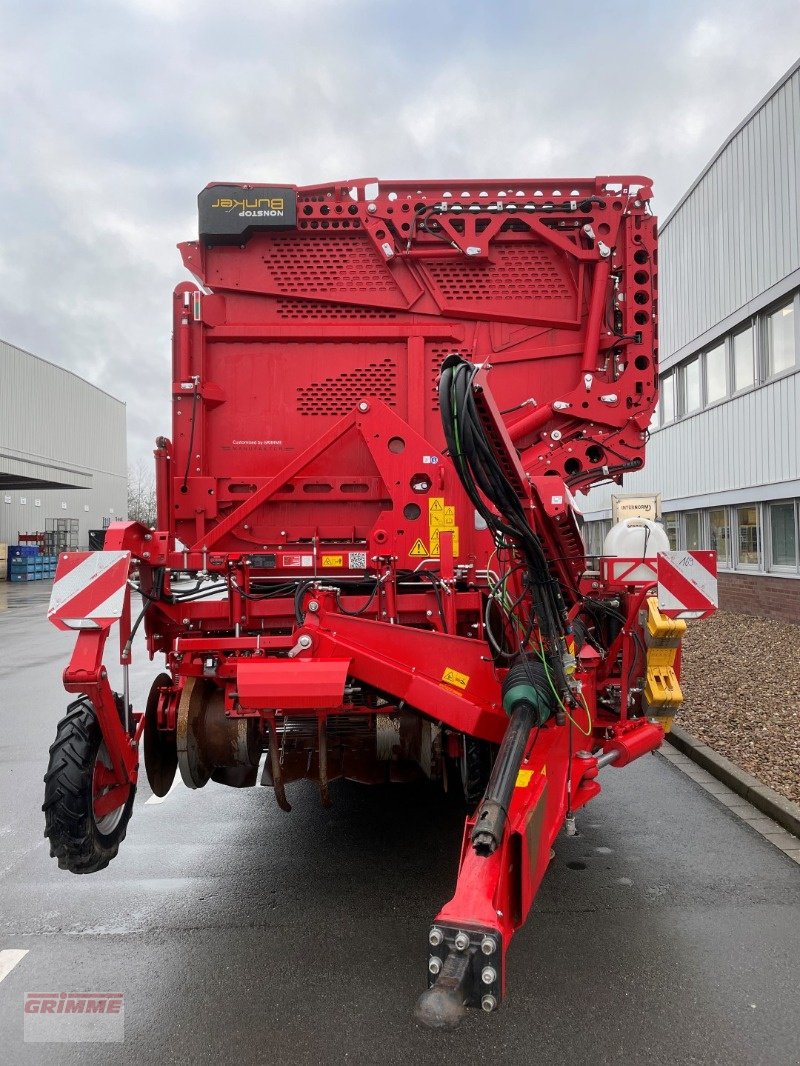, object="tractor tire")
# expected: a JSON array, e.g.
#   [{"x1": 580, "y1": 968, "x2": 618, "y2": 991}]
[
  {"x1": 43, "y1": 697, "x2": 136, "y2": 874},
  {"x1": 461, "y1": 736, "x2": 495, "y2": 812},
  {"x1": 445, "y1": 735, "x2": 495, "y2": 812}
]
